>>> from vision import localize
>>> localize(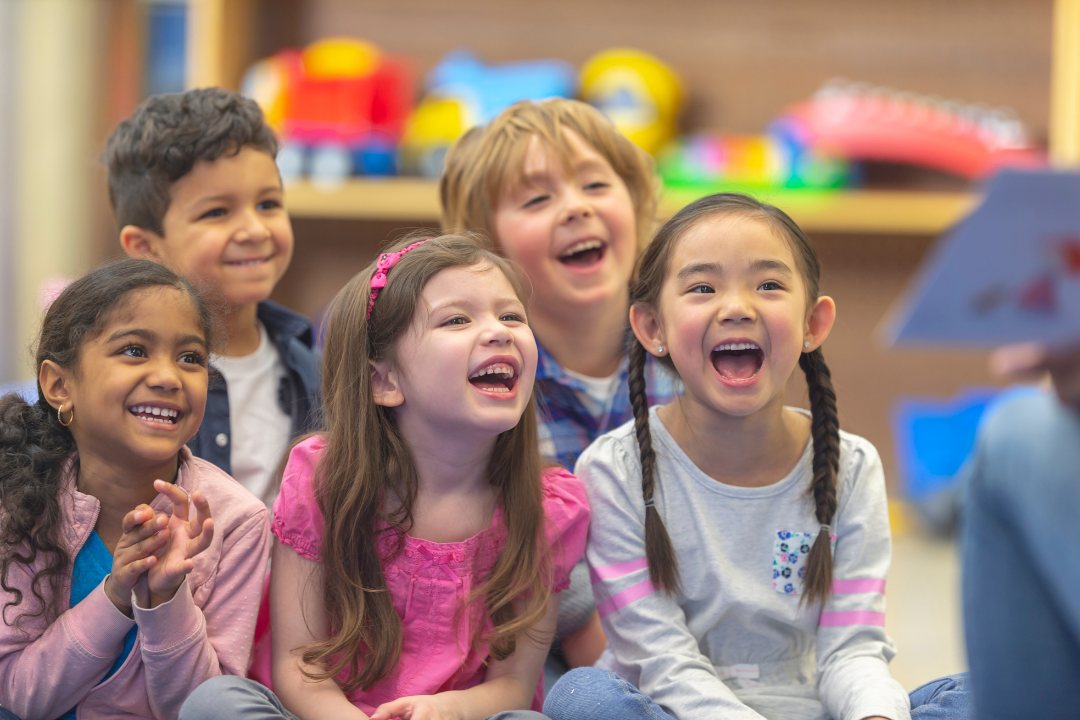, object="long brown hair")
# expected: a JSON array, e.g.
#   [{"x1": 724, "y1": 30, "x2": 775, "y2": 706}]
[
  {"x1": 440, "y1": 98, "x2": 659, "y2": 252},
  {"x1": 628, "y1": 194, "x2": 840, "y2": 608},
  {"x1": 302, "y1": 233, "x2": 552, "y2": 692}
]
